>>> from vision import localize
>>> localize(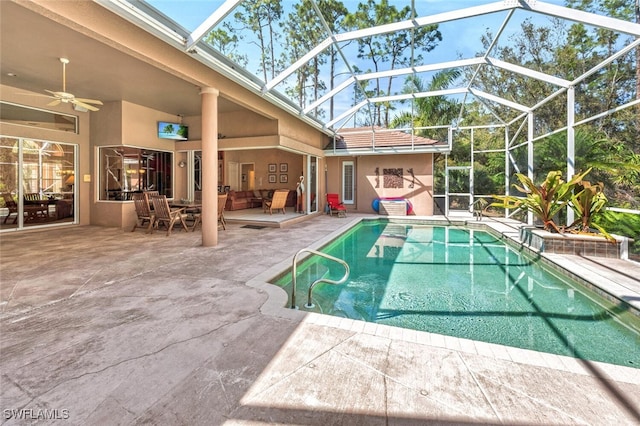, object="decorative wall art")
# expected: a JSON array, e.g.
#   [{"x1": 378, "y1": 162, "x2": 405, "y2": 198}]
[
  {"x1": 280, "y1": 163, "x2": 288, "y2": 172},
  {"x1": 280, "y1": 174, "x2": 288, "y2": 183},
  {"x1": 383, "y1": 168, "x2": 403, "y2": 188},
  {"x1": 268, "y1": 163, "x2": 277, "y2": 173},
  {"x1": 268, "y1": 174, "x2": 277, "y2": 183}
]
